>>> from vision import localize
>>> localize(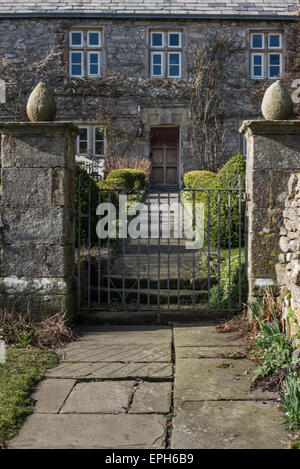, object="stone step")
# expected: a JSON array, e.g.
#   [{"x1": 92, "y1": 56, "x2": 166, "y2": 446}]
[
  {"x1": 86, "y1": 287, "x2": 209, "y2": 305},
  {"x1": 93, "y1": 276, "x2": 216, "y2": 290},
  {"x1": 78, "y1": 308, "x2": 227, "y2": 325}
]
